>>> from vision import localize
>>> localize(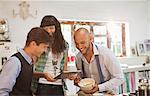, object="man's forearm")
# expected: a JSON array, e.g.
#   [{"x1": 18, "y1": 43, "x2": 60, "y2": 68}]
[{"x1": 98, "y1": 77, "x2": 124, "y2": 94}]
